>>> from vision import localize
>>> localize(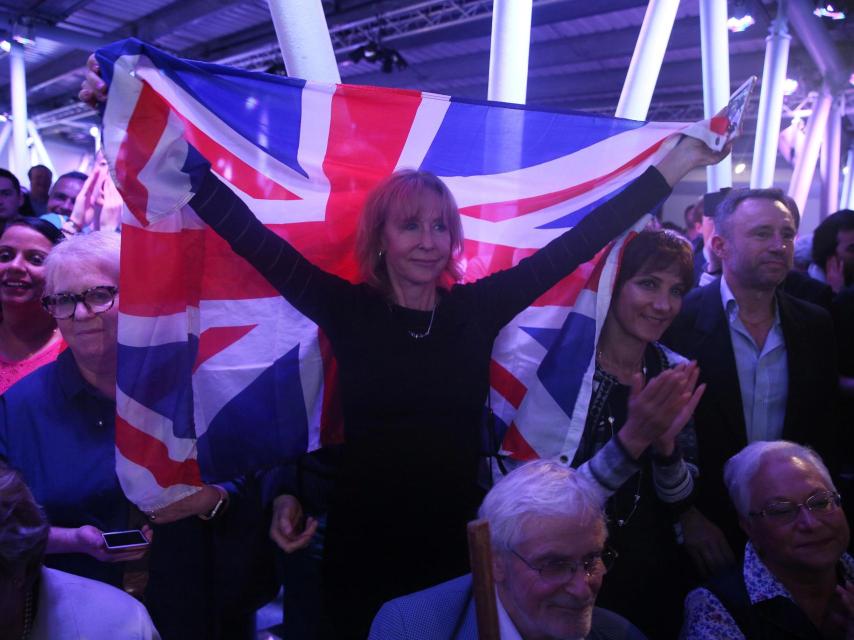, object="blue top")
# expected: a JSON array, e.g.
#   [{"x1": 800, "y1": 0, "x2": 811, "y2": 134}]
[
  {"x1": 719, "y1": 274, "x2": 788, "y2": 442},
  {"x1": 0, "y1": 349, "x2": 129, "y2": 587}
]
